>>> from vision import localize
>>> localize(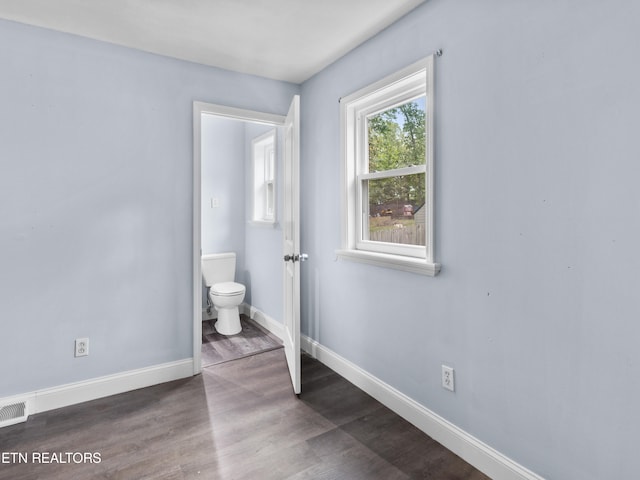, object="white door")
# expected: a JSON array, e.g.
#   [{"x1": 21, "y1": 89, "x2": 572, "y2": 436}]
[{"x1": 282, "y1": 95, "x2": 302, "y2": 394}]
